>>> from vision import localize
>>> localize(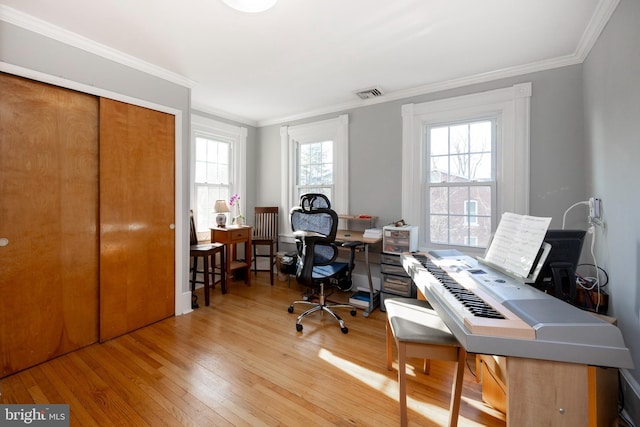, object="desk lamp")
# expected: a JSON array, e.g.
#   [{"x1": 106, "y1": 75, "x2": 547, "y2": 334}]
[{"x1": 214, "y1": 200, "x2": 230, "y2": 227}]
